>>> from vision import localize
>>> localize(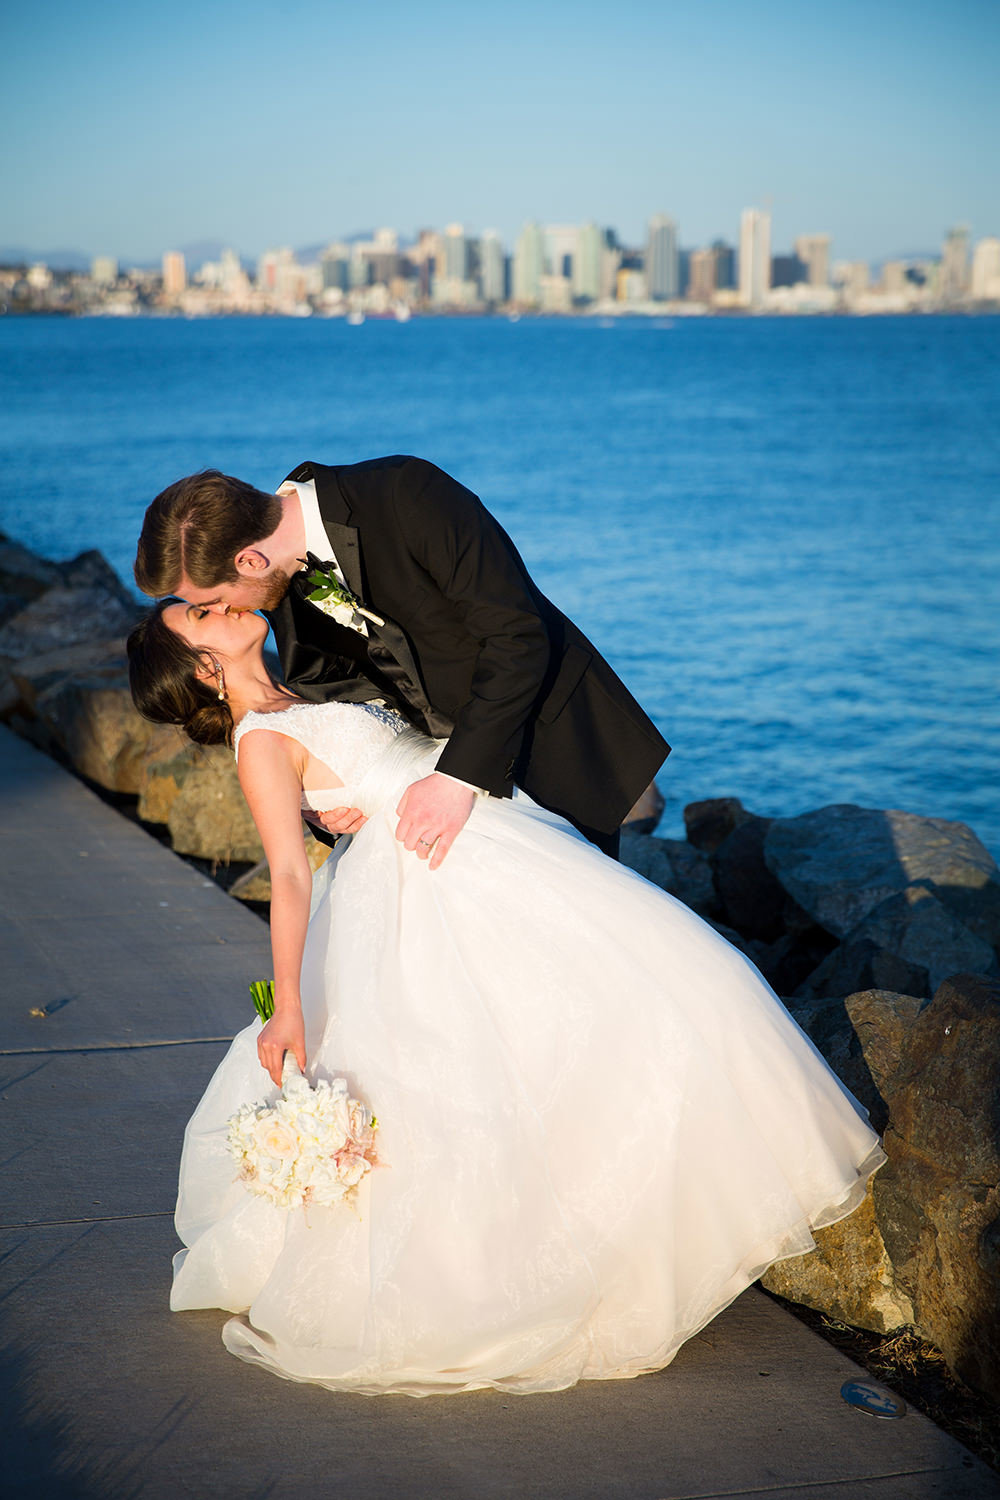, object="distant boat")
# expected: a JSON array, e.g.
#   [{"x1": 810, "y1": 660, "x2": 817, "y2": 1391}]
[
  {"x1": 394, "y1": 303, "x2": 411, "y2": 322},
  {"x1": 347, "y1": 310, "x2": 365, "y2": 326},
  {"x1": 508, "y1": 312, "x2": 521, "y2": 323}
]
